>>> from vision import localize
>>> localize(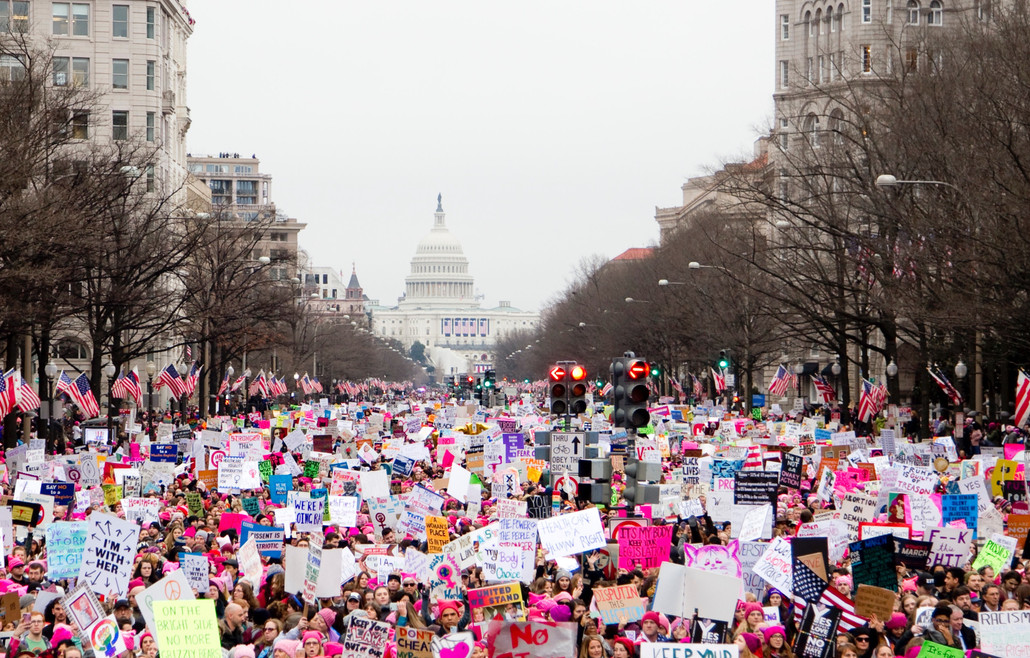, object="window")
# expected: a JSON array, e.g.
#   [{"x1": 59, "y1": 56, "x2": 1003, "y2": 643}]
[
  {"x1": 112, "y1": 59, "x2": 128, "y2": 89},
  {"x1": 828, "y1": 7, "x2": 835, "y2": 32},
  {"x1": 838, "y1": 3, "x2": 845, "y2": 30},
  {"x1": 838, "y1": 50, "x2": 846, "y2": 76},
  {"x1": 818, "y1": 55, "x2": 826, "y2": 83},
  {"x1": 780, "y1": 14, "x2": 789, "y2": 39},
  {"x1": 829, "y1": 109, "x2": 845, "y2": 145},
  {"x1": 887, "y1": 0, "x2": 893, "y2": 22},
  {"x1": 0, "y1": 1, "x2": 29, "y2": 32},
  {"x1": 928, "y1": 0, "x2": 942, "y2": 25},
  {"x1": 71, "y1": 111, "x2": 88, "y2": 139},
  {"x1": 778, "y1": 168, "x2": 790, "y2": 201},
  {"x1": 112, "y1": 4, "x2": 128, "y2": 37},
  {"x1": 145, "y1": 165, "x2": 155, "y2": 192},
  {"x1": 0, "y1": 53, "x2": 25, "y2": 80},
  {"x1": 236, "y1": 180, "x2": 257, "y2": 204},
  {"x1": 806, "y1": 57, "x2": 813, "y2": 83},
  {"x1": 779, "y1": 60, "x2": 789, "y2": 88},
  {"x1": 906, "y1": 47, "x2": 918, "y2": 71},
  {"x1": 146, "y1": 60, "x2": 154, "y2": 90},
  {"x1": 146, "y1": 5, "x2": 154, "y2": 38},
  {"x1": 862, "y1": 44, "x2": 873, "y2": 73},
  {"x1": 907, "y1": 1, "x2": 920, "y2": 24},
  {"x1": 976, "y1": 0, "x2": 990, "y2": 21},
  {"x1": 72, "y1": 56, "x2": 88, "y2": 85},
  {"x1": 52, "y1": 3, "x2": 88, "y2": 35},
  {"x1": 816, "y1": 9, "x2": 823, "y2": 34},
  {"x1": 146, "y1": 111, "x2": 154, "y2": 141},
  {"x1": 804, "y1": 114, "x2": 821, "y2": 148},
  {"x1": 234, "y1": 165, "x2": 252, "y2": 173},
  {"x1": 209, "y1": 179, "x2": 231, "y2": 203},
  {"x1": 779, "y1": 117, "x2": 789, "y2": 150},
  {"x1": 863, "y1": 0, "x2": 871, "y2": 23},
  {"x1": 112, "y1": 110, "x2": 128, "y2": 140},
  {"x1": 805, "y1": 11, "x2": 812, "y2": 36},
  {"x1": 52, "y1": 55, "x2": 92, "y2": 88}
]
